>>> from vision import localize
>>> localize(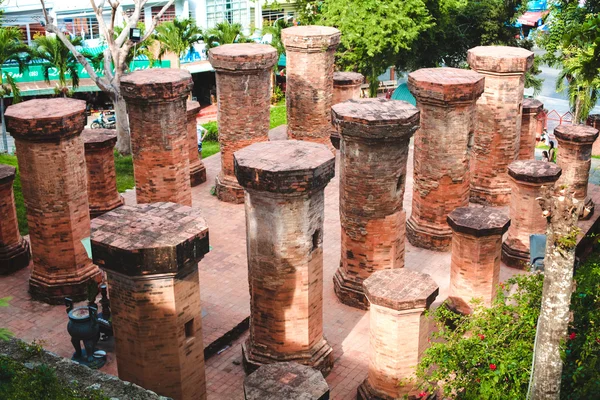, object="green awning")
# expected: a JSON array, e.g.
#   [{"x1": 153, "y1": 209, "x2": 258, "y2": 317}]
[{"x1": 391, "y1": 82, "x2": 416, "y2": 105}]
